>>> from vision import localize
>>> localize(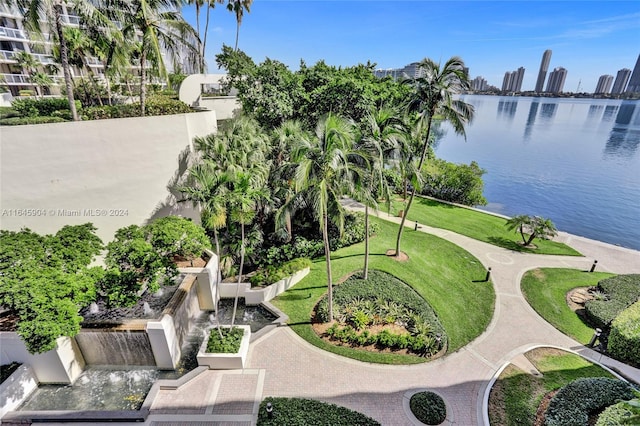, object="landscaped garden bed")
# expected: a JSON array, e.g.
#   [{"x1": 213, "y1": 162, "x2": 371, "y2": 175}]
[
  {"x1": 487, "y1": 347, "x2": 633, "y2": 426},
  {"x1": 196, "y1": 325, "x2": 251, "y2": 369},
  {"x1": 257, "y1": 397, "x2": 380, "y2": 425}
]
